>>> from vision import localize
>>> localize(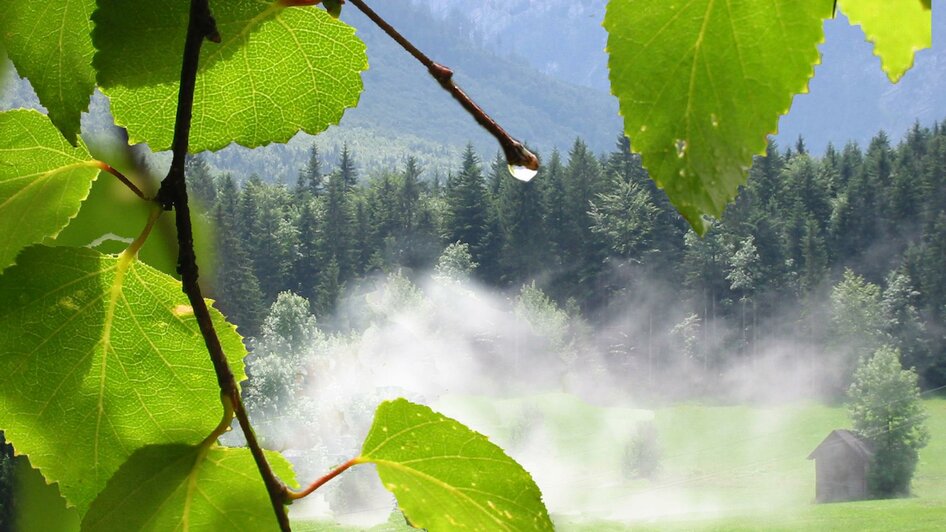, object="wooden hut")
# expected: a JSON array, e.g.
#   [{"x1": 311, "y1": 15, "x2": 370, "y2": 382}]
[{"x1": 807, "y1": 429, "x2": 874, "y2": 503}]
